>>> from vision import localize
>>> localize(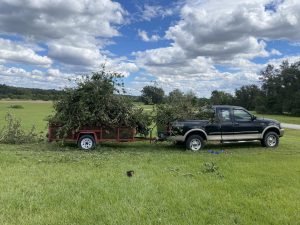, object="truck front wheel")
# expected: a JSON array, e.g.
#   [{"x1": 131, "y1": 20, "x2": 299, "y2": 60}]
[
  {"x1": 262, "y1": 132, "x2": 279, "y2": 148},
  {"x1": 186, "y1": 135, "x2": 204, "y2": 151},
  {"x1": 78, "y1": 135, "x2": 96, "y2": 150}
]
